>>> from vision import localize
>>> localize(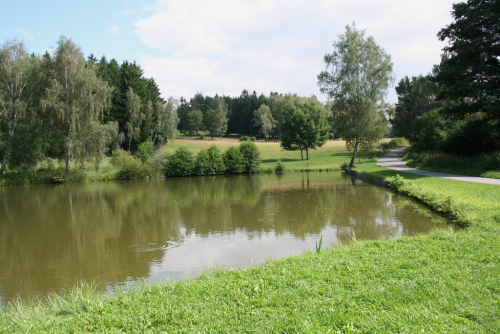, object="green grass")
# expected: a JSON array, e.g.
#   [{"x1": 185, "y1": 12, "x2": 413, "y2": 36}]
[{"x1": 2, "y1": 155, "x2": 500, "y2": 332}]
